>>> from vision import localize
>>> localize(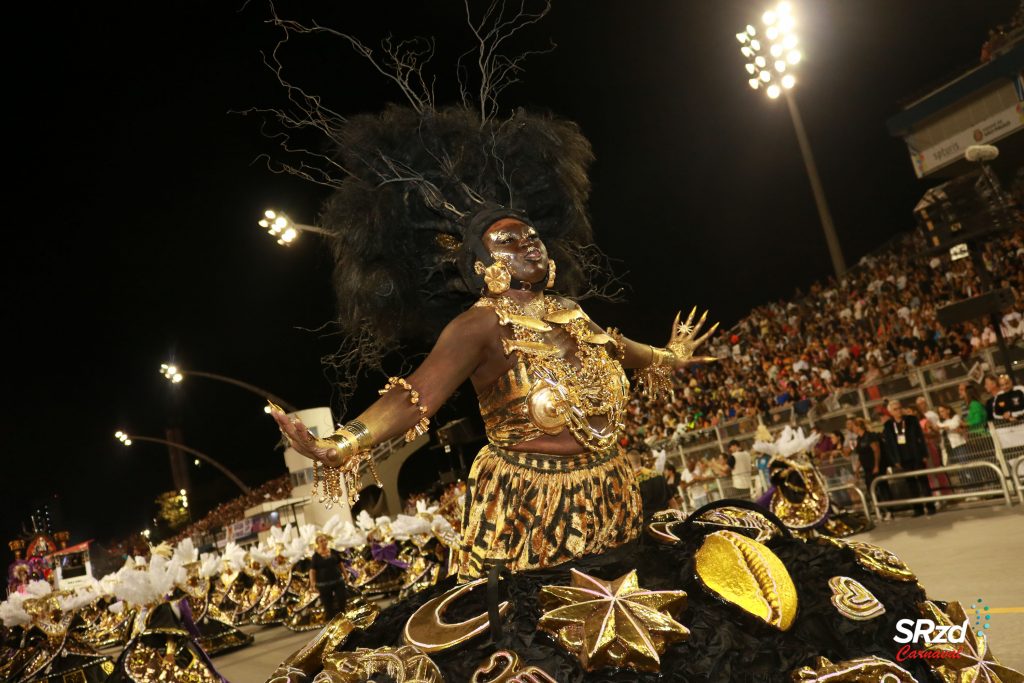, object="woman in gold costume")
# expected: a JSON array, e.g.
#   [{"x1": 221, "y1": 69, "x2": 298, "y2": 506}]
[
  {"x1": 257, "y1": 10, "x2": 1021, "y2": 682},
  {"x1": 274, "y1": 213, "x2": 715, "y2": 581}
]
